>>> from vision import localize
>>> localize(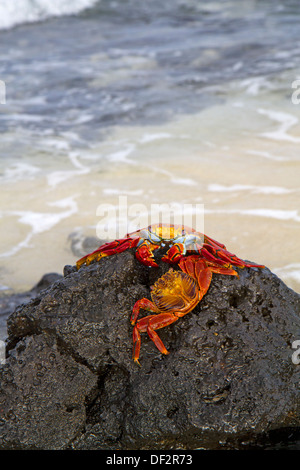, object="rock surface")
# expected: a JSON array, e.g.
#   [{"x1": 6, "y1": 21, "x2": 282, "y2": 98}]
[
  {"x1": 0, "y1": 273, "x2": 63, "y2": 341},
  {"x1": 0, "y1": 250, "x2": 300, "y2": 450},
  {"x1": 0, "y1": 232, "x2": 100, "y2": 341}
]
